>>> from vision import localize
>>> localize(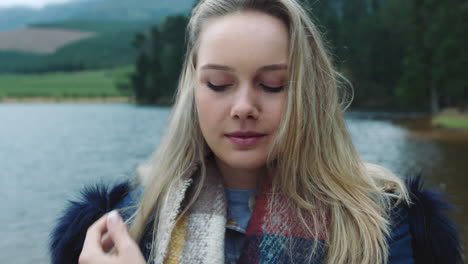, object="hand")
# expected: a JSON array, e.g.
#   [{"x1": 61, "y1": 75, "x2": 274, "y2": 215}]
[{"x1": 79, "y1": 210, "x2": 146, "y2": 264}]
